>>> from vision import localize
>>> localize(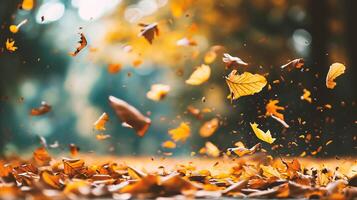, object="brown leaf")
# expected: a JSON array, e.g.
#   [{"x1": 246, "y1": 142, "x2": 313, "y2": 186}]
[
  {"x1": 33, "y1": 147, "x2": 51, "y2": 166},
  {"x1": 70, "y1": 33, "x2": 87, "y2": 56},
  {"x1": 280, "y1": 58, "x2": 304, "y2": 69},
  {"x1": 227, "y1": 143, "x2": 261, "y2": 157},
  {"x1": 41, "y1": 170, "x2": 62, "y2": 189},
  {"x1": 63, "y1": 158, "x2": 85, "y2": 177},
  {"x1": 222, "y1": 53, "x2": 248, "y2": 69},
  {"x1": 108, "y1": 95, "x2": 151, "y2": 137},
  {"x1": 30, "y1": 101, "x2": 51, "y2": 116},
  {"x1": 138, "y1": 23, "x2": 159, "y2": 44}
]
